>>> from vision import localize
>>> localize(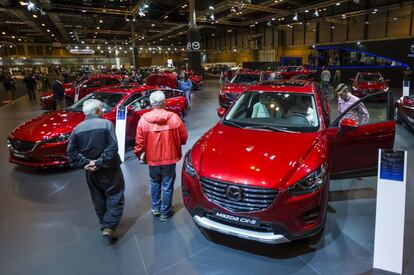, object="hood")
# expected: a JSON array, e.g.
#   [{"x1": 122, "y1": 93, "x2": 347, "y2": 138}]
[
  {"x1": 355, "y1": 81, "x2": 386, "y2": 90},
  {"x1": 221, "y1": 83, "x2": 251, "y2": 94},
  {"x1": 142, "y1": 109, "x2": 174, "y2": 125},
  {"x1": 9, "y1": 110, "x2": 85, "y2": 142},
  {"x1": 195, "y1": 123, "x2": 323, "y2": 189}
]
